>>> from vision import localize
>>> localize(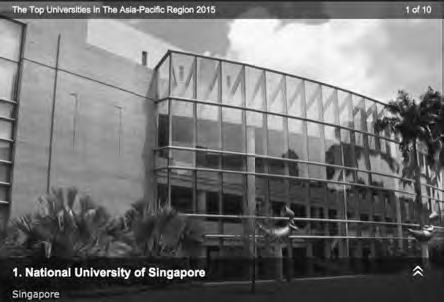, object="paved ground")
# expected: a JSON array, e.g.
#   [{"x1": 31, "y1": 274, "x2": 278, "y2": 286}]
[{"x1": 62, "y1": 271, "x2": 444, "y2": 302}]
